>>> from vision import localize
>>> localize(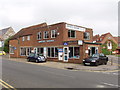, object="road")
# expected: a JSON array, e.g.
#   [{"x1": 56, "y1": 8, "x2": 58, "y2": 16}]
[{"x1": 1, "y1": 58, "x2": 119, "y2": 89}]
